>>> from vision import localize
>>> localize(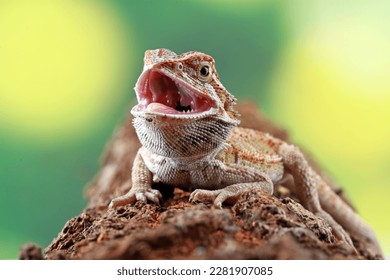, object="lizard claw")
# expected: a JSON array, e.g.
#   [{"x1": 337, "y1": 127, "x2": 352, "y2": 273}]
[
  {"x1": 109, "y1": 188, "x2": 162, "y2": 209},
  {"x1": 189, "y1": 188, "x2": 240, "y2": 208},
  {"x1": 189, "y1": 189, "x2": 219, "y2": 204}
]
